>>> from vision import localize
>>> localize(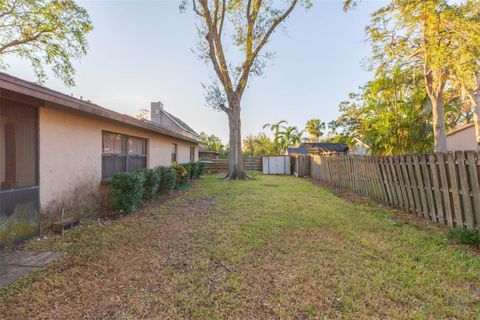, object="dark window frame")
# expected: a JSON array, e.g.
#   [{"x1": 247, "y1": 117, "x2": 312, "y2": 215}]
[
  {"x1": 190, "y1": 147, "x2": 195, "y2": 163},
  {"x1": 171, "y1": 143, "x2": 178, "y2": 163},
  {"x1": 102, "y1": 131, "x2": 147, "y2": 179}
]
